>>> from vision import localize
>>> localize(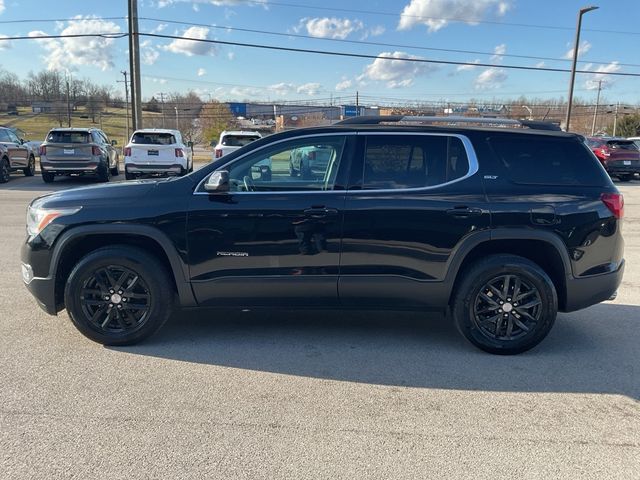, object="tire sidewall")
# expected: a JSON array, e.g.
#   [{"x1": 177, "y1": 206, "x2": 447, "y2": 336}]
[
  {"x1": 64, "y1": 247, "x2": 173, "y2": 346},
  {"x1": 454, "y1": 257, "x2": 557, "y2": 355},
  {"x1": 0, "y1": 158, "x2": 9, "y2": 183}
]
